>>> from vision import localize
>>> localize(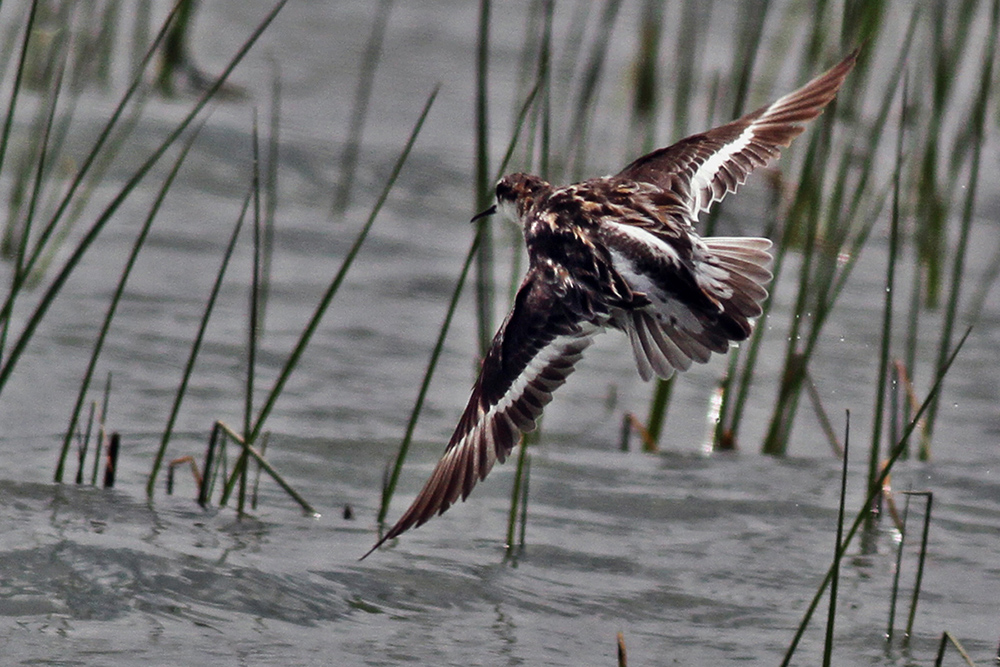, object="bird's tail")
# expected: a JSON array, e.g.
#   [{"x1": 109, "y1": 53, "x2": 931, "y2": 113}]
[
  {"x1": 698, "y1": 236, "x2": 773, "y2": 324},
  {"x1": 619, "y1": 236, "x2": 772, "y2": 382}
]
